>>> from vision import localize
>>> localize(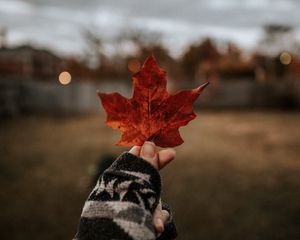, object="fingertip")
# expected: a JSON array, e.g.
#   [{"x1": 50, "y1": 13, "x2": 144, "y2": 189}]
[
  {"x1": 158, "y1": 148, "x2": 176, "y2": 169},
  {"x1": 161, "y1": 210, "x2": 170, "y2": 222},
  {"x1": 168, "y1": 148, "x2": 176, "y2": 159},
  {"x1": 141, "y1": 141, "x2": 156, "y2": 158},
  {"x1": 140, "y1": 141, "x2": 158, "y2": 169},
  {"x1": 155, "y1": 218, "x2": 164, "y2": 233},
  {"x1": 129, "y1": 146, "x2": 141, "y2": 156}
]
